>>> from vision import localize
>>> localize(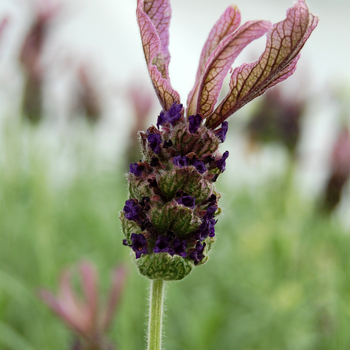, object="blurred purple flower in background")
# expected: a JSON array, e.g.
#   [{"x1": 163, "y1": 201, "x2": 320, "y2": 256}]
[
  {"x1": 73, "y1": 64, "x2": 103, "y2": 123},
  {"x1": 39, "y1": 261, "x2": 127, "y2": 350},
  {"x1": 246, "y1": 87, "x2": 306, "y2": 155},
  {"x1": 19, "y1": 0, "x2": 62, "y2": 122},
  {"x1": 125, "y1": 81, "x2": 156, "y2": 167},
  {"x1": 322, "y1": 127, "x2": 350, "y2": 212}
]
